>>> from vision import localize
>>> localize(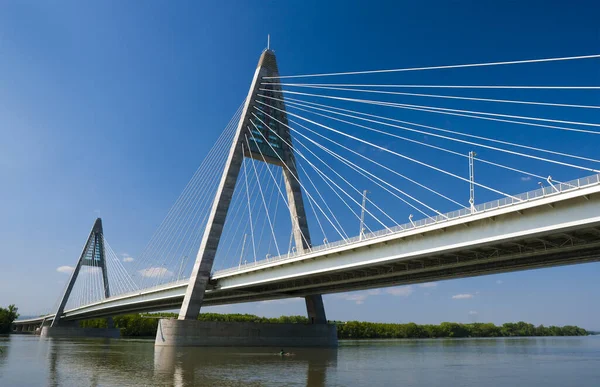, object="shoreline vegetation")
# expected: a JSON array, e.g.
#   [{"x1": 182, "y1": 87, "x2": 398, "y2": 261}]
[
  {"x1": 79, "y1": 312, "x2": 589, "y2": 339},
  {"x1": 0, "y1": 305, "x2": 19, "y2": 334}
]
